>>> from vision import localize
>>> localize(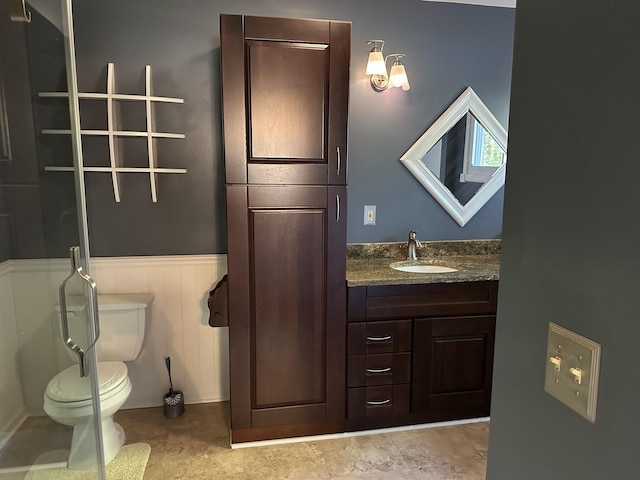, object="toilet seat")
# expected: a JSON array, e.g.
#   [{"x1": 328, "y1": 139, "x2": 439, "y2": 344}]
[{"x1": 46, "y1": 361, "x2": 129, "y2": 407}]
